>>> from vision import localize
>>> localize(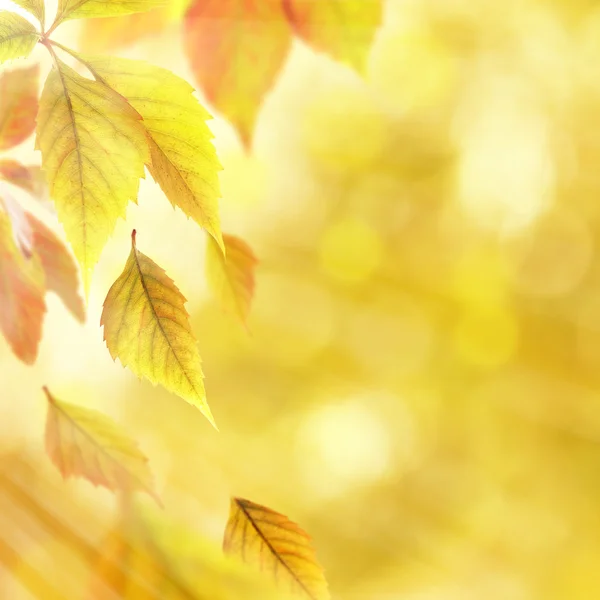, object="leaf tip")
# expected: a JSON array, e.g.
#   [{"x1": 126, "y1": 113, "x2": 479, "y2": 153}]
[
  {"x1": 42, "y1": 385, "x2": 53, "y2": 403},
  {"x1": 131, "y1": 228, "x2": 137, "y2": 246}
]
